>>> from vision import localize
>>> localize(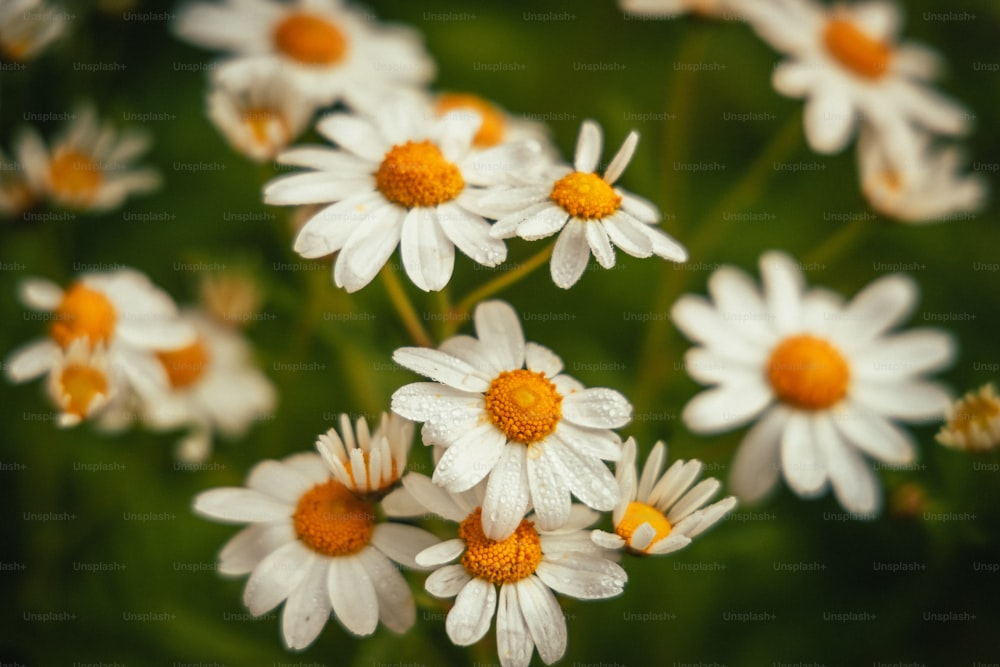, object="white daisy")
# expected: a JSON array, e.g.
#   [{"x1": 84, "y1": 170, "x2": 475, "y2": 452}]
[
  {"x1": 857, "y1": 127, "x2": 987, "y2": 224},
  {"x1": 138, "y1": 309, "x2": 277, "y2": 462},
  {"x1": 0, "y1": 0, "x2": 66, "y2": 62},
  {"x1": 591, "y1": 438, "x2": 736, "y2": 556},
  {"x1": 620, "y1": 0, "x2": 735, "y2": 19},
  {"x1": 477, "y1": 120, "x2": 687, "y2": 289},
  {"x1": 264, "y1": 97, "x2": 539, "y2": 292},
  {"x1": 315, "y1": 412, "x2": 412, "y2": 496},
  {"x1": 391, "y1": 300, "x2": 632, "y2": 540},
  {"x1": 173, "y1": 0, "x2": 434, "y2": 111},
  {"x1": 193, "y1": 451, "x2": 439, "y2": 650},
  {"x1": 206, "y1": 62, "x2": 316, "y2": 163},
  {"x1": 17, "y1": 105, "x2": 160, "y2": 212},
  {"x1": 937, "y1": 384, "x2": 1000, "y2": 454},
  {"x1": 5, "y1": 268, "x2": 195, "y2": 402},
  {"x1": 671, "y1": 250, "x2": 955, "y2": 515},
  {"x1": 0, "y1": 130, "x2": 47, "y2": 217},
  {"x1": 398, "y1": 473, "x2": 625, "y2": 667},
  {"x1": 431, "y1": 92, "x2": 555, "y2": 156},
  {"x1": 46, "y1": 339, "x2": 118, "y2": 428},
  {"x1": 740, "y1": 0, "x2": 971, "y2": 168}
]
